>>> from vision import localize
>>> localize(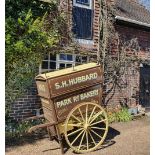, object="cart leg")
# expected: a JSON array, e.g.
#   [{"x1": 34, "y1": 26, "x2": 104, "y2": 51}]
[
  {"x1": 47, "y1": 127, "x2": 54, "y2": 141},
  {"x1": 55, "y1": 125, "x2": 64, "y2": 154}
]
